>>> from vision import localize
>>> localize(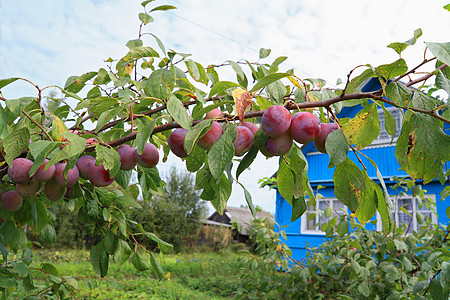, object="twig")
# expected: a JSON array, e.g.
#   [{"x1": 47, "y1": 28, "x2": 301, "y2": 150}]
[
  {"x1": 21, "y1": 110, "x2": 54, "y2": 141},
  {"x1": 0, "y1": 250, "x2": 56, "y2": 267}
]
